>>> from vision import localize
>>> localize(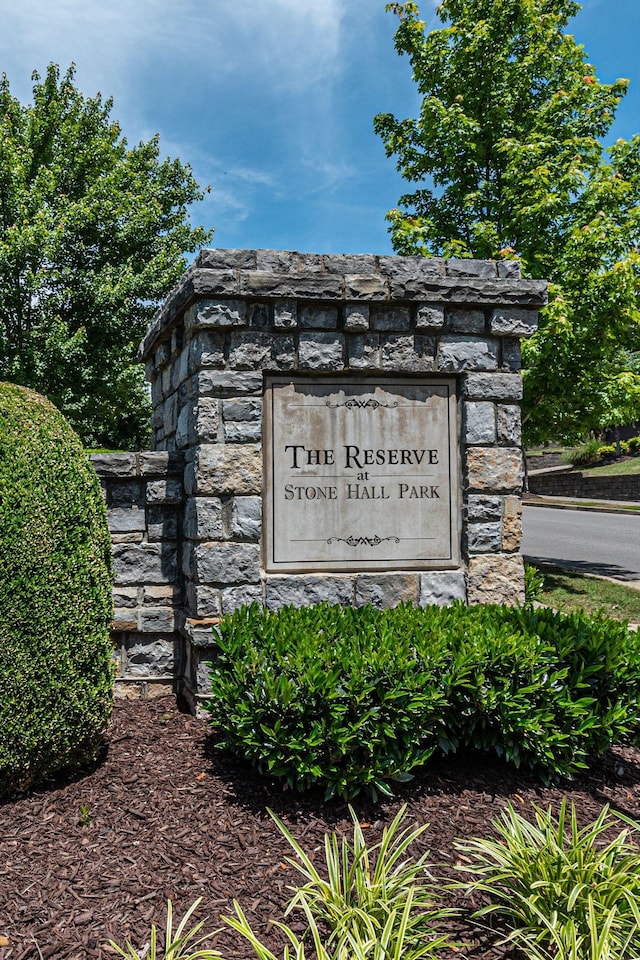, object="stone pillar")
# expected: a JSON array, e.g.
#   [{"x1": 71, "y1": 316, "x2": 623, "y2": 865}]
[
  {"x1": 140, "y1": 249, "x2": 546, "y2": 711},
  {"x1": 92, "y1": 451, "x2": 183, "y2": 697}
]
